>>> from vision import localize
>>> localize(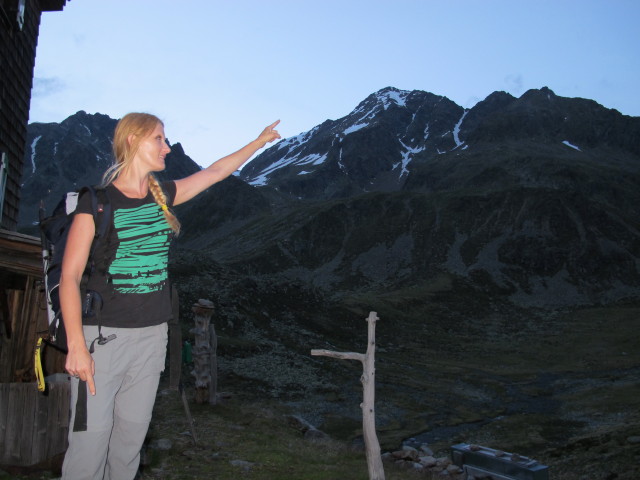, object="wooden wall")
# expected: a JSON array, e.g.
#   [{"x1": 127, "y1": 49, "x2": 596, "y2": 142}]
[
  {"x1": 0, "y1": 0, "x2": 67, "y2": 231},
  {"x1": 0, "y1": 380, "x2": 69, "y2": 467}
]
